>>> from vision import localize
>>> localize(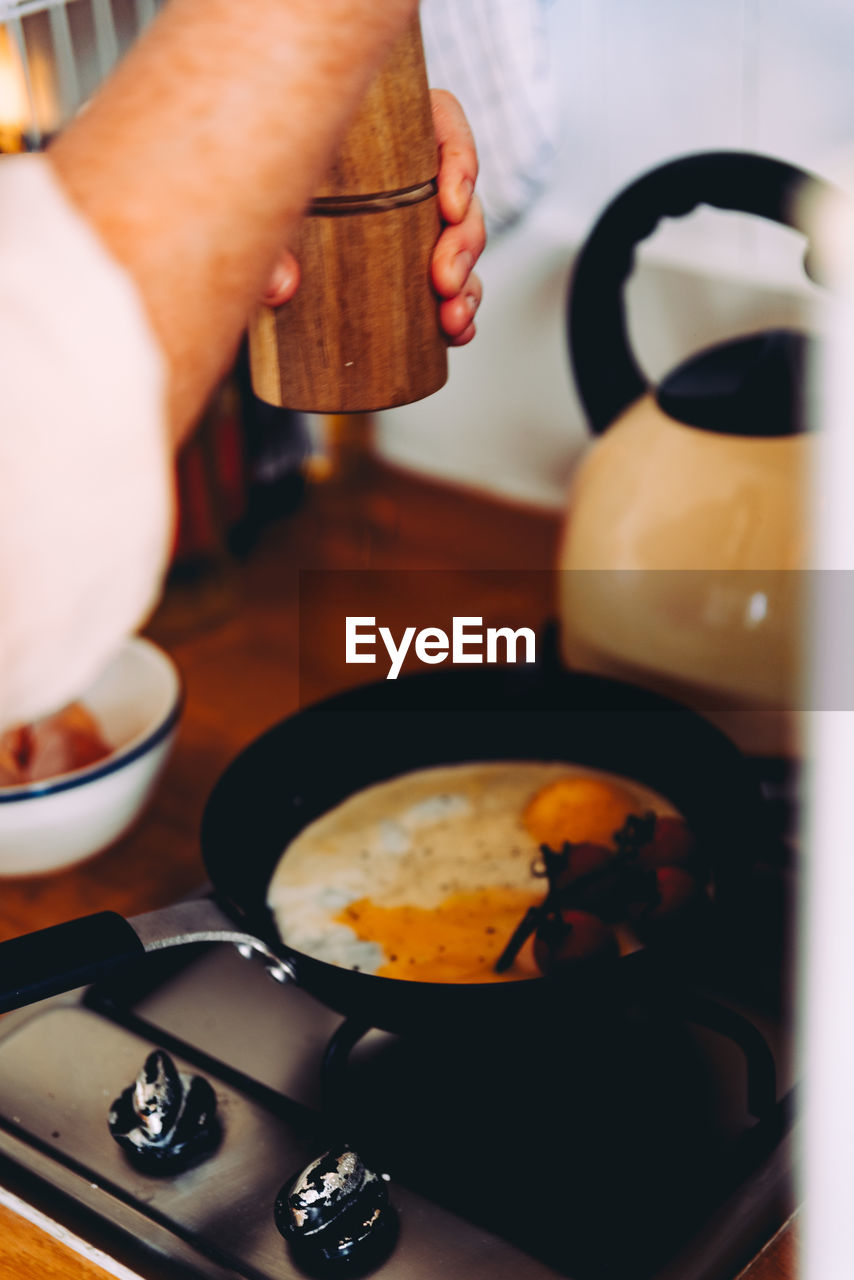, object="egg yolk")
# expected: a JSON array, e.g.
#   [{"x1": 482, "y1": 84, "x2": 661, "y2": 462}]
[
  {"x1": 336, "y1": 887, "x2": 542, "y2": 983},
  {"x1": 523, "y1": 776, "x2": 640, "y2": 850}
]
